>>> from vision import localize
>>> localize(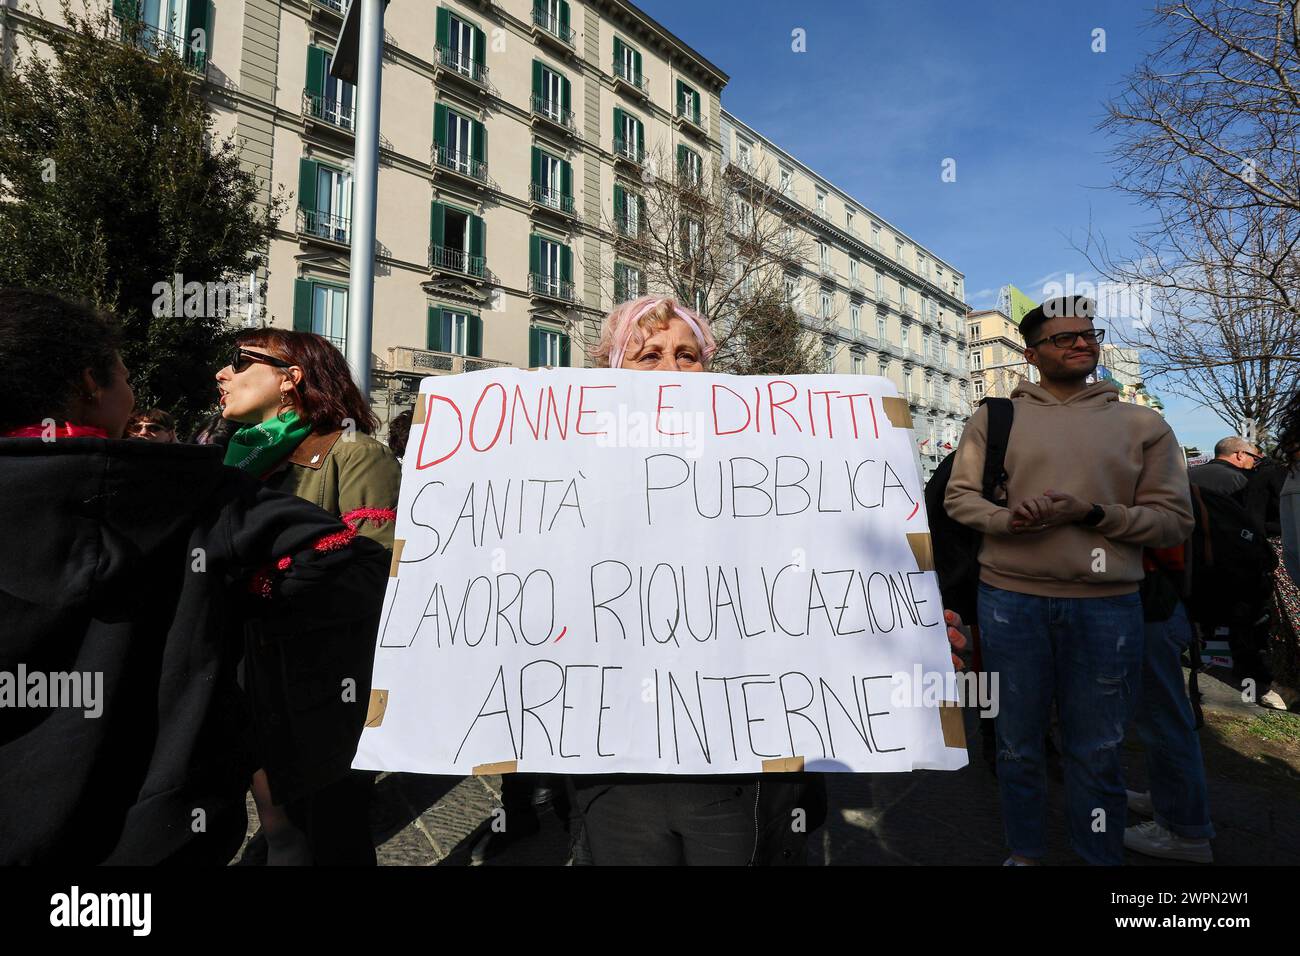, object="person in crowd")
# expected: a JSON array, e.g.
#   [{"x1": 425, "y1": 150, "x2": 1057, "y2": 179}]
[
  {"x1": 215, "y1": 328, "x2": 401, "y2": 865},
  {"x1": 0, "y1": 288, "x2": 388, "y2": 864},
  {"x1": 1278, "y1": 392, "x2": 1300, "y2": 590},
  {"x1": 125, "y1": 407, "x2": 177, "y2": 442},
  {"x1": 1123, "y1": 546, "x2": 1215, "y2": 863},
  {"x1": 191, "y1": 408, "x2": 238, "y2": 448},
  {"x1": 1191, "y1": 435, "x2": 1283, "y2": 709},
  {"x1": 945, "y1": 296, "x2": 1193, "y2": 865},
  {"x1": 1189, "y1": 436, "x2": 1262, "y2": 501},
  {"x1": 386, "y1": 407, "x2": 413, "y2": 462}
]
